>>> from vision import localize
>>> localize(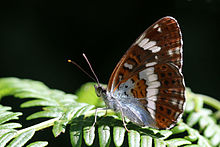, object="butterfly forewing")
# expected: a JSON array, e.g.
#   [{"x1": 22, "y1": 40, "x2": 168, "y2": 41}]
[{"x1": 107, "y1": 16, "x2": 185, "y2": 129}]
